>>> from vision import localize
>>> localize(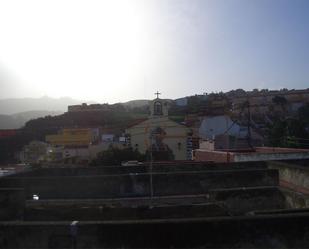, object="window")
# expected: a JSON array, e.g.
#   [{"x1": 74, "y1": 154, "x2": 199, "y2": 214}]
[{"x1": 154, "y1": 101, "x2": 163, "y2": 115}]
